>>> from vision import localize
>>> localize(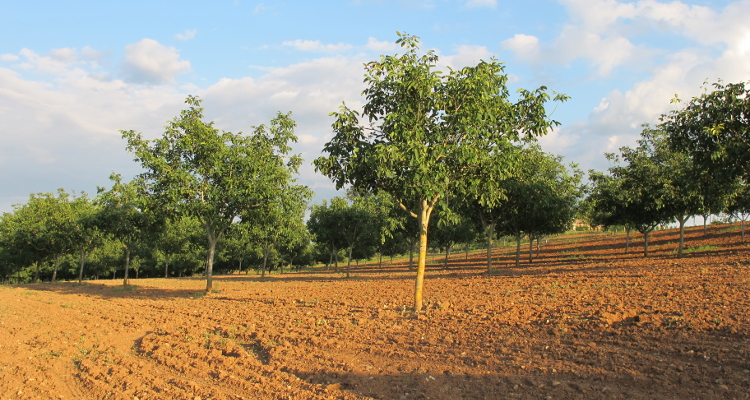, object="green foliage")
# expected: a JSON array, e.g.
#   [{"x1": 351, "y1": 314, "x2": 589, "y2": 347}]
[
  {"x1": 663, "y1": 81, "x2": 750, "y2": 183},
  {"x1": 314, "y1": 32, "x2": 566, "y2": 311},
  {"x1": 122, "y1": 96, "x2": 306, "y2": 292}
]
